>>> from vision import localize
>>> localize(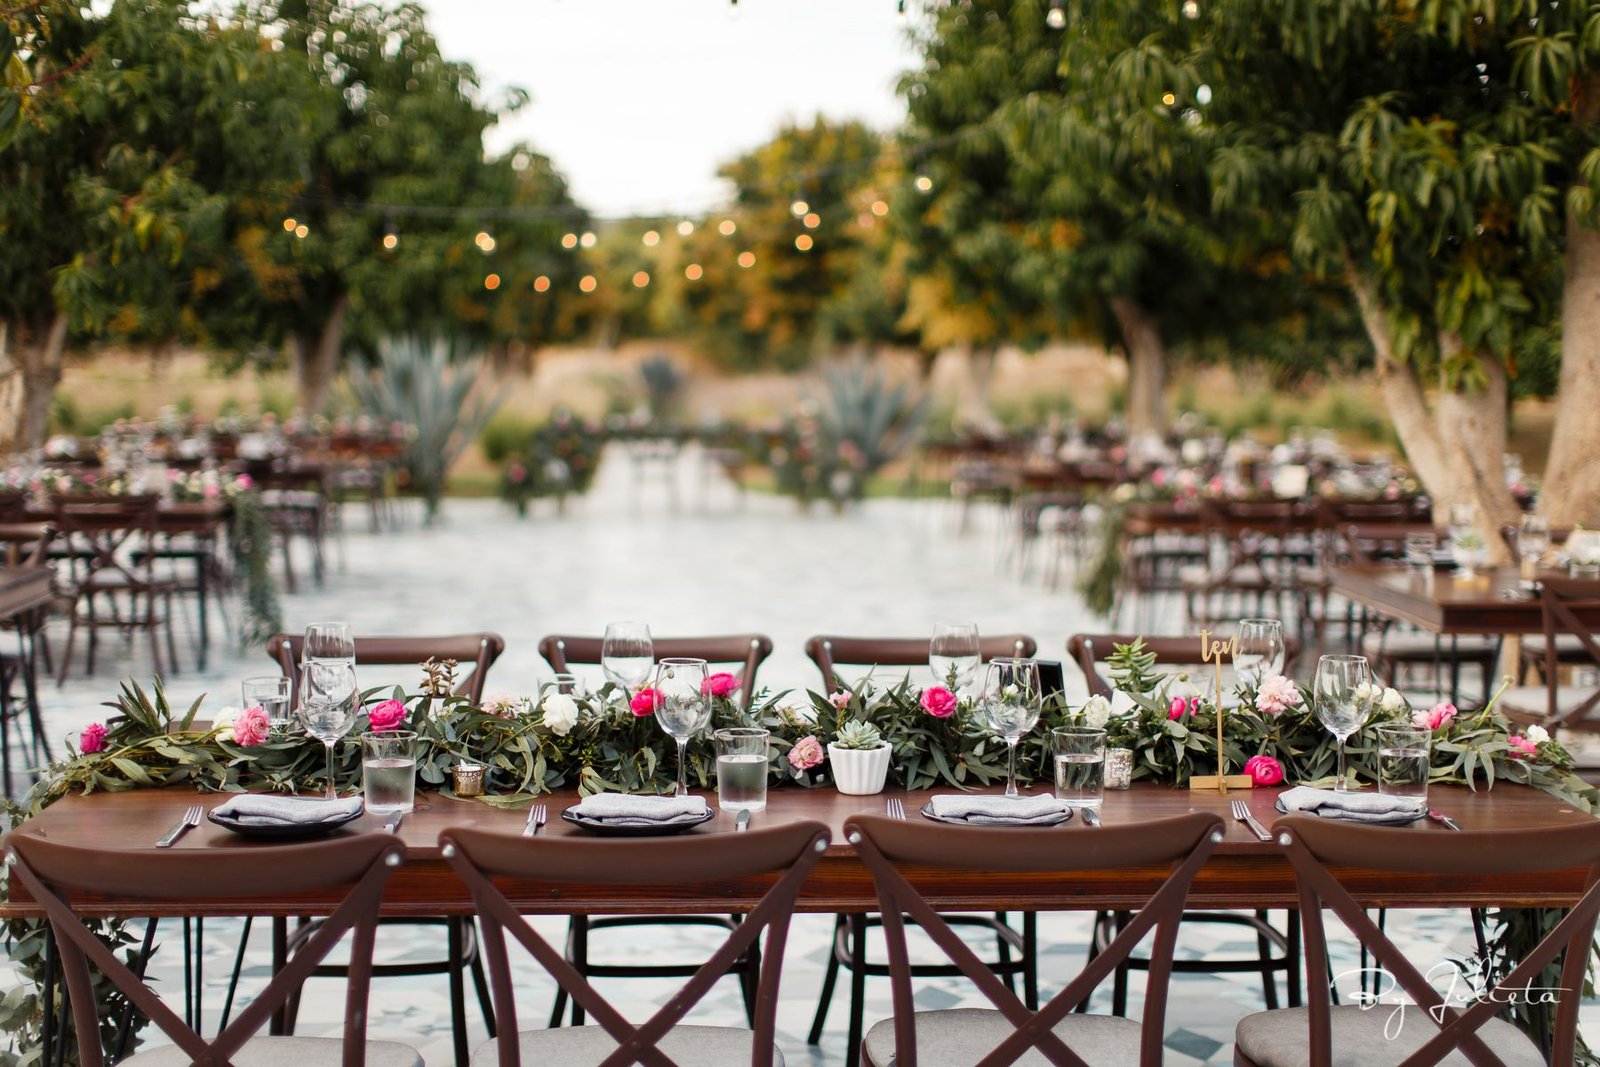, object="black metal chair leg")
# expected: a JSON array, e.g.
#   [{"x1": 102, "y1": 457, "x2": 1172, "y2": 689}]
[
  {"x1": 807, "y1": 915, "x2": 846, "y2": 1043},
  {"x1": 114, "y1": 918, "x2": 160, "y2": 1059},
  {"x1": 1111, "y1": 910, "x2": 1131, "y2": 1017},
  {"x1": 448, "y1": 918, "x2": 469, "y2": 1067},
  {"x1": 1022, "y1": 910, "x2": 1038, "y2": 1010},
  {"x1": 570, "y1": 913, "x2": 588, "y2": 1026},
  {"x1": 993, "y1": 910, "x2": 1016, "y2": 995},
  {"x1": 1286, "y1": 909, "x2": 1303, "y2": 1007},
  {"x1": 735, "y1": 914, "x2": 760, "y2": 1026},
  {"x1": 219, "y1": 916, "x2": 253, "y2": 1031},
  {"x1": 468, "y1": 922, "x2": 496, "y2": 1036},
  {"x1": 845, "y1": 914, "x2": 867, "y2": 1067},
  {"x1": 549, "y1": 916, "x2": 580, "y2": 1027},
  {"x1": 1256, "y1": 909, "x2": 1279, "y2": 1009}
]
